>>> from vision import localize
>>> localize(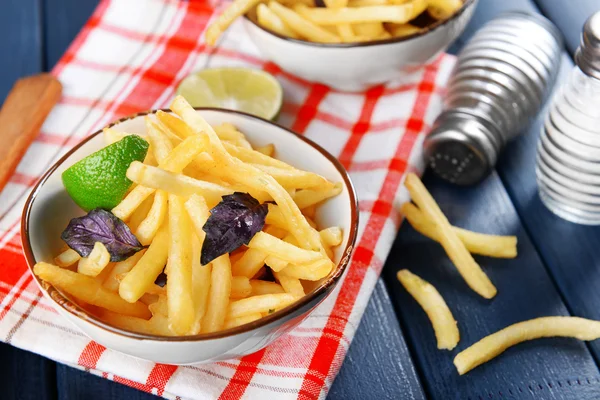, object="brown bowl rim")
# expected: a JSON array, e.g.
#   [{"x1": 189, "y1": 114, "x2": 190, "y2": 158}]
[
  {"x1": 21, "y1": 107, "x2": 359, "y2": 342},
  {"x1": 243, "y1": 0, "x2": 476, "y2": 49}
]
